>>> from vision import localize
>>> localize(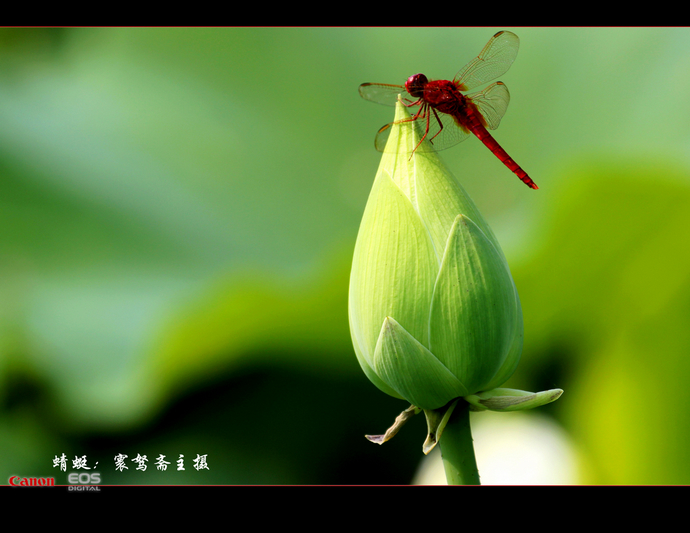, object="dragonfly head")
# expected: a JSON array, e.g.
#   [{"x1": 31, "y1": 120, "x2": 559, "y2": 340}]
[{"x1": 405, "y1": 73, "x2": 428, "y2": 99}]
